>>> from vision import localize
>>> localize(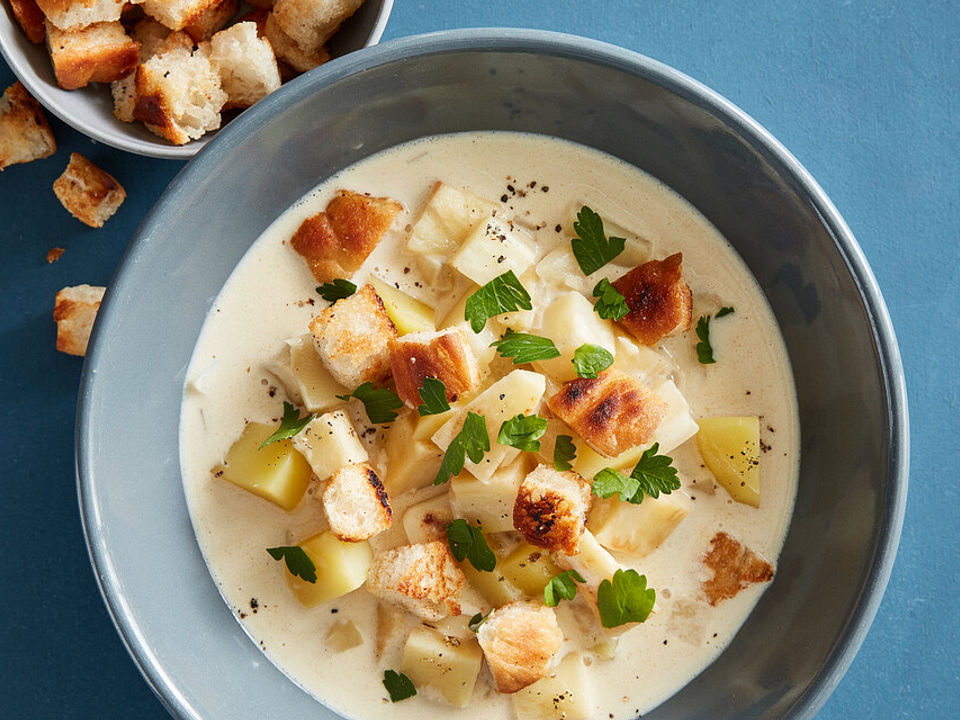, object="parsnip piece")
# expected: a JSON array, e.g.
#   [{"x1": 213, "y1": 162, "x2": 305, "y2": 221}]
[
  {"x1": 384, "y1": 411, "x2": 444, "y2": 495},
  {"x1": 697, "y1": 416, "x2": 761, "y2": 507},
  {"x1": 450, "y1": 456, "x2": 530, "y2": 533},
  {"x1": 293, "y1": 410, "x2": 367, "y2": 482},
  {"x1": 513, "y1": 652, "x2": 591, "y2": 720},
  {"x1": 214, "y1": 422, "x2": 312, "y2": 510},
  {"x1": 407, "y1": 181, "x2": 498, "y2": 256},
  {"x1": 413, "y1": 407, "x2": 457, "y2": 440},
  {"x1": 498, "y1": 543, "x2": 562, "y2": 598},
  {"x1": 589, "y1": 491, "x2": 691, "y2": 557},
  {"x1": 535, "y1": 246, "x2": 632, "y2": 296},
  {"x1": 400, "y1": 626, "x2": 483, "y2": 708},
  {"x1": 613, "y1": 335, "x2": 675, "y2": 383},
  {"x1": 369, "y1": 276, "x2": 435, "y2": 335},
  {"x1": 532, "y1": 292, "x2": 617, "y2": 382},
  {"x1": 325, "y1": 619, "x2": 363, "y2": 652},
  {"x1": 573, "y1": 443, "x2": 646, "y2": 481},
  {"x1": 450, "y1": 216, "x2": 538, "y2": 286},
  {"x1": 375, "y1": 602, "x2": 409, "y2": 658},
  {"x1": 649, "y1": 378, "x2": 699, "y2": 454},
  {"x1": 460, "y1": 557, "x2": 524, "y2": 608},
  {"x1": 267, "y1": 334, "x2": 347, "y2": 412},
  {"x1": 553, "y1": 530, "x2": 621, "y2": 598},
  {"x1": 287, "y1": 531, "x2": 373, "y2": 607},
  {"x1": 402, "y1": 493, "x2": 453, "y2": 543}
]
